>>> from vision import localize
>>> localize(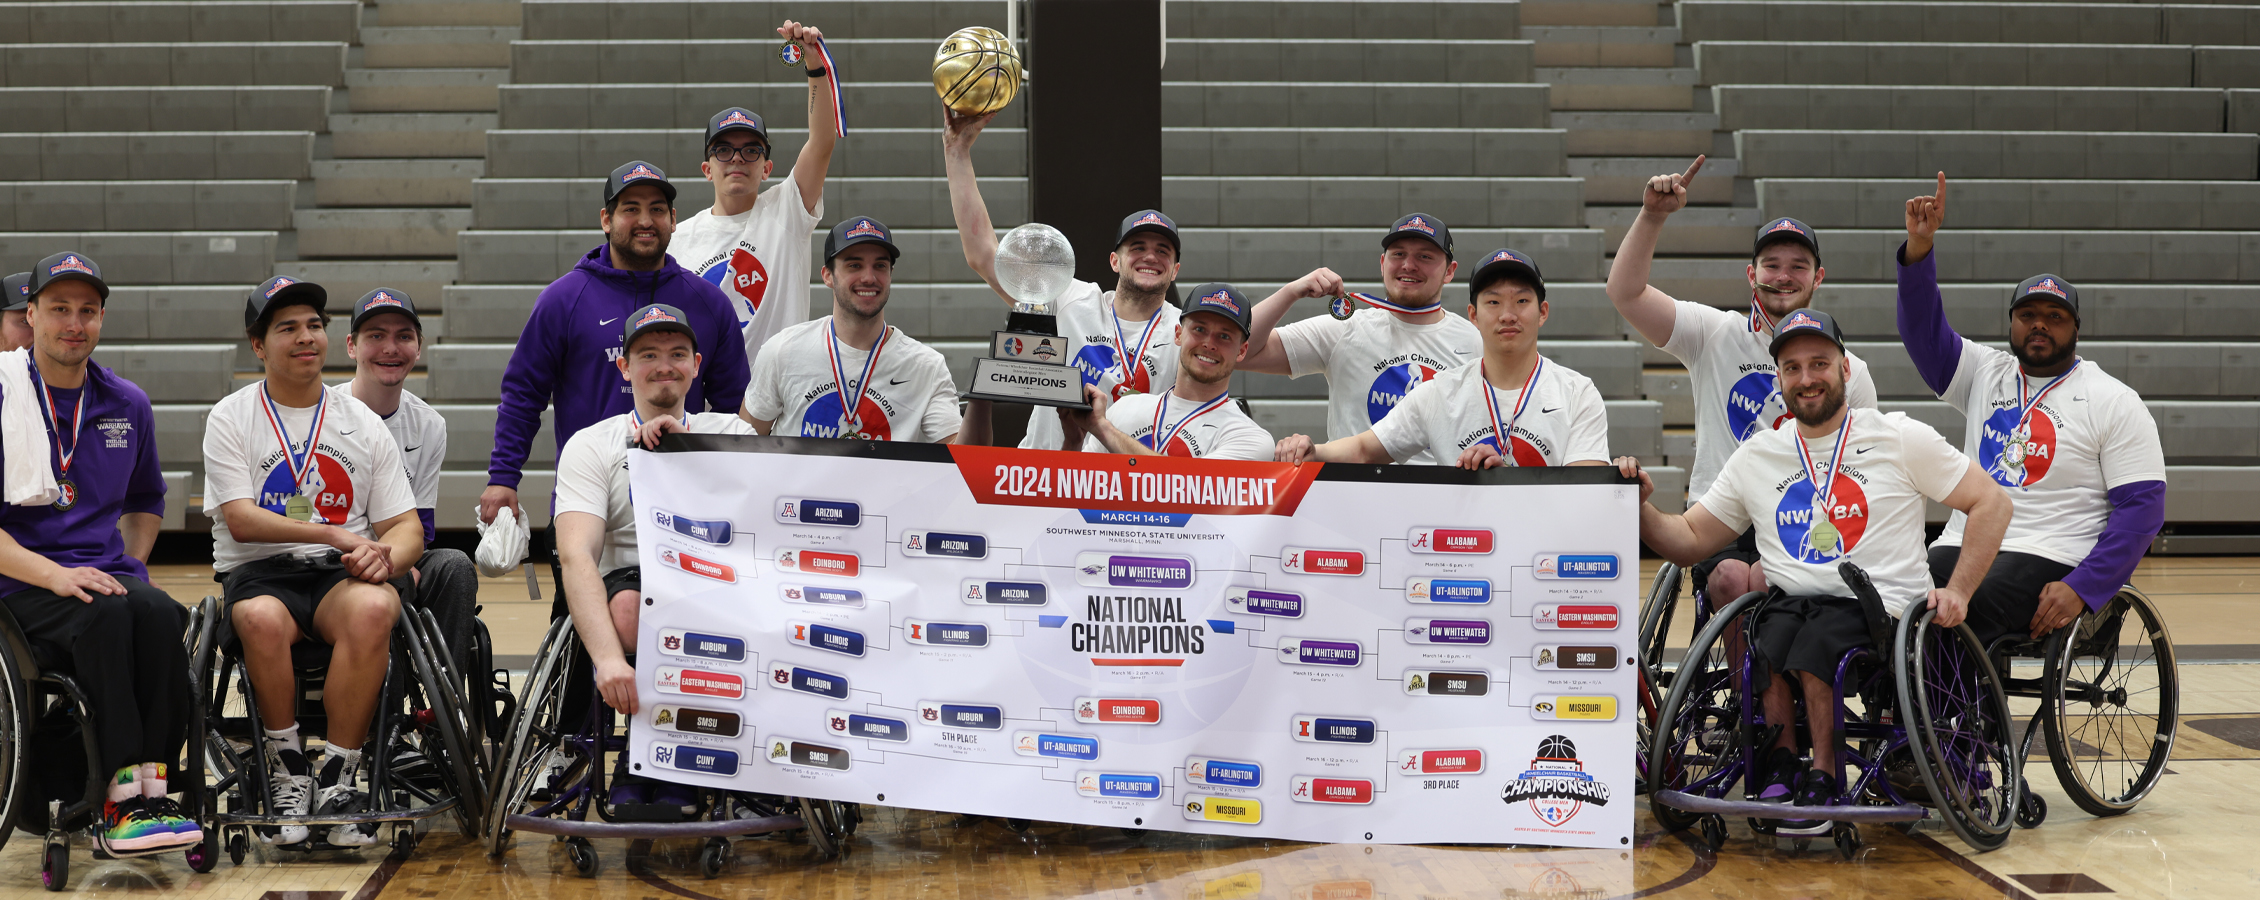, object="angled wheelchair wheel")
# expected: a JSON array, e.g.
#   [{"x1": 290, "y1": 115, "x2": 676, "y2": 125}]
[
  {"x1": 2042, "y1": 587, "x2": 2178, "y2": 818},
  {"x1": 485, "y1": 617, "x2": 578, "y2": 857},
  {"x1": 1898, "y1": 609, "x2": 2021, "y2": 852},
  {"x1": 1635, "y1": 563, "x2": 1682, "y2": 796},
  {"x1": 799, "y1": 796, "x2": 840, "y2": 860},
  {"x1": 0, "y1": 610, "x2": 33, "y2": 859},
  {"x1": 398, "y1": 608, "x2": 488, "y2": 836},
  {"x1": 1648, "y1": 590, "x2": 1765, "y2": 833}
]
